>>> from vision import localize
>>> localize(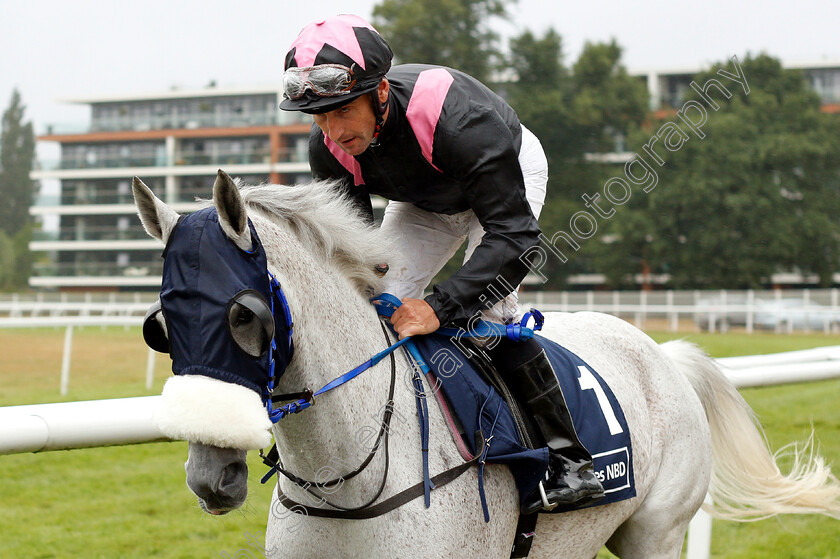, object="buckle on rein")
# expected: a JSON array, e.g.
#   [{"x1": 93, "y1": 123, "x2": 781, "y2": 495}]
[{"x1": 268, "y1": 388, "x2": 315, "y2": 418}]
